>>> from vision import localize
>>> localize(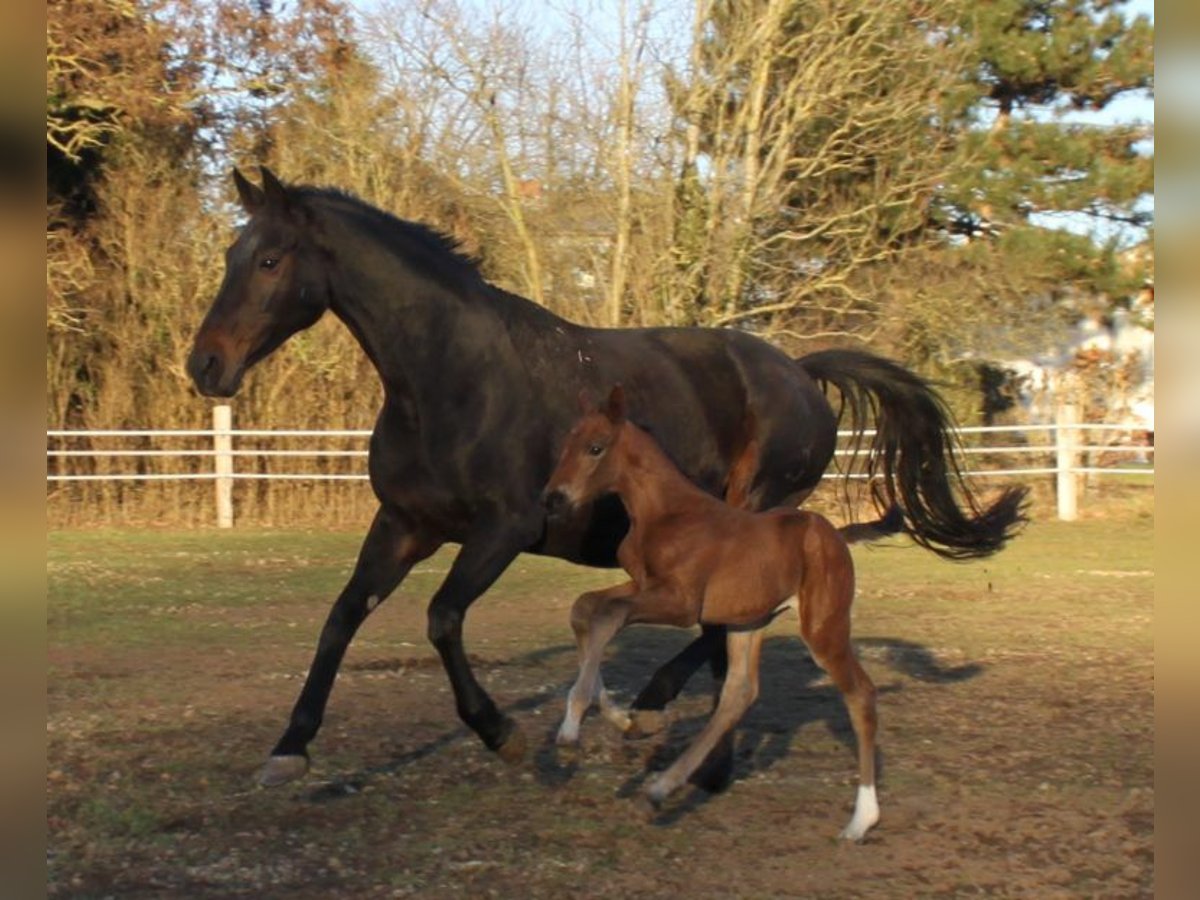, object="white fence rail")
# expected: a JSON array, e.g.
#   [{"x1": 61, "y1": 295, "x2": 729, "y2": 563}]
[{"x1": 47, "y1": 403, "x2": 1153, "y2": 527}]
